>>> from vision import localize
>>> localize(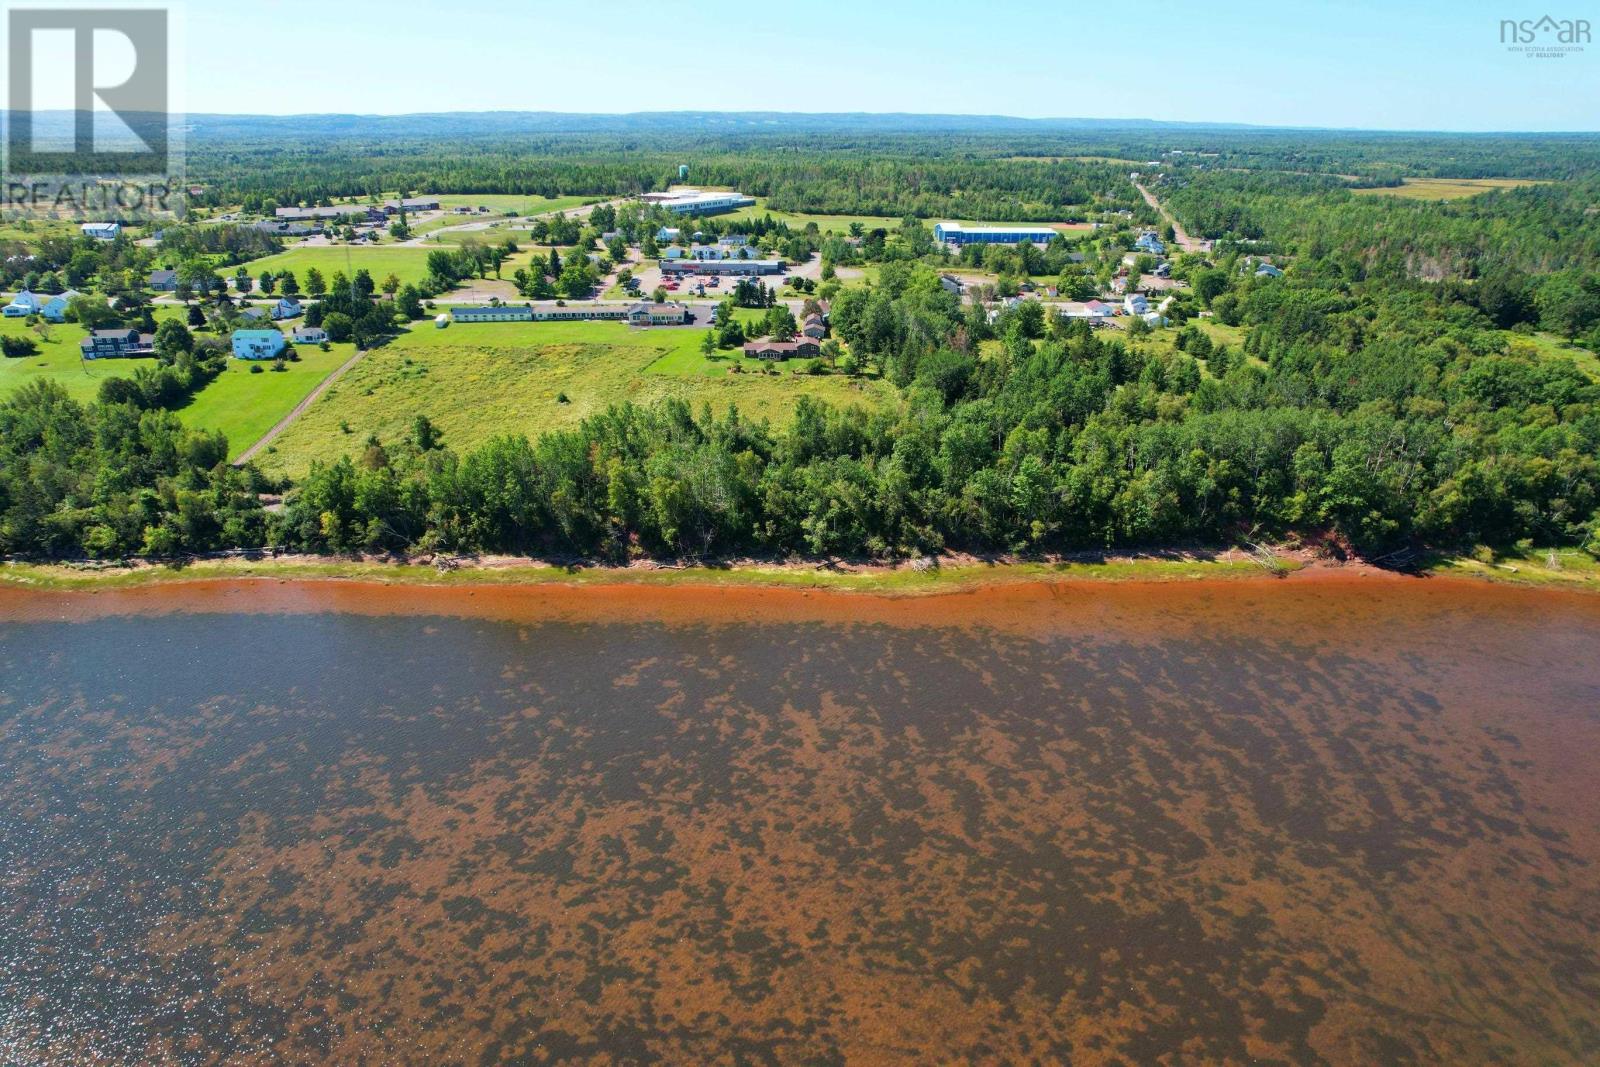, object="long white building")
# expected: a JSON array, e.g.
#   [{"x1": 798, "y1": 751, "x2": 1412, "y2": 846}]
[{"x1": 640, "y1": 188, "x2": 756, "y2": 216}]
